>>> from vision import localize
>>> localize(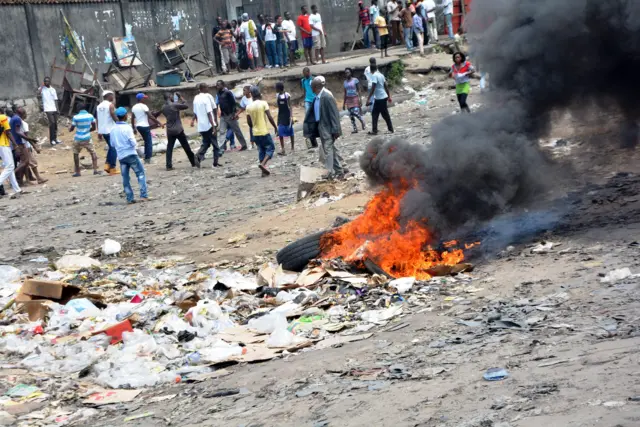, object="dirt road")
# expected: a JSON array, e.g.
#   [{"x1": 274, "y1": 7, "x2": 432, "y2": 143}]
[{"x1": 2, "y1": 54, "x2": 640, "y2": 427}]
